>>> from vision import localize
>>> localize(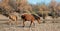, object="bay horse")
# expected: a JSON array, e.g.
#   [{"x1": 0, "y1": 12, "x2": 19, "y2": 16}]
[{"x1": 21, "y1": 13, "x2": 40, "y2": 27}]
